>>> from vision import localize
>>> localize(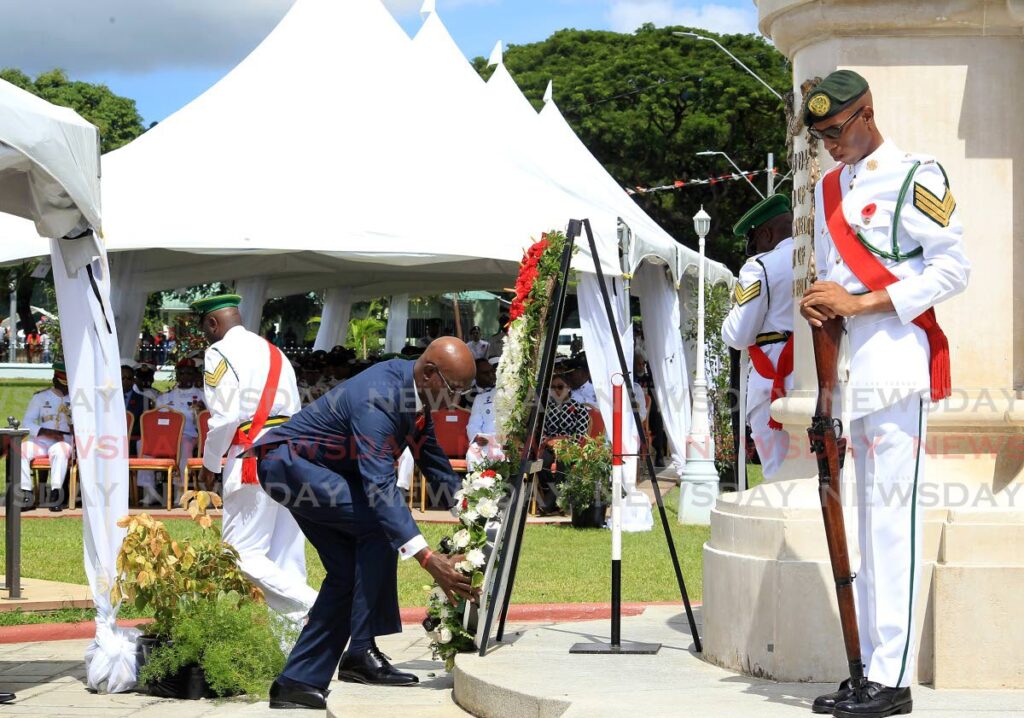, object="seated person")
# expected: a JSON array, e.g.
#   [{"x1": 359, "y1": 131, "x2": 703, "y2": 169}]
[
  {"x1": 534, "y1": 374, "x2": 591, "y2": 515},
  {"x1": 20, "y1": 362, "x2": 74, "y2": 511},
  {"x1": 466, "y1": 356, "x2": 504, "y2": 470},
  {"x1": 155, "y1": 358, "x2": 206, "y2": 490},
  {"x1": 566, "y1": 354, "x2": 598, "y2": 407}
]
